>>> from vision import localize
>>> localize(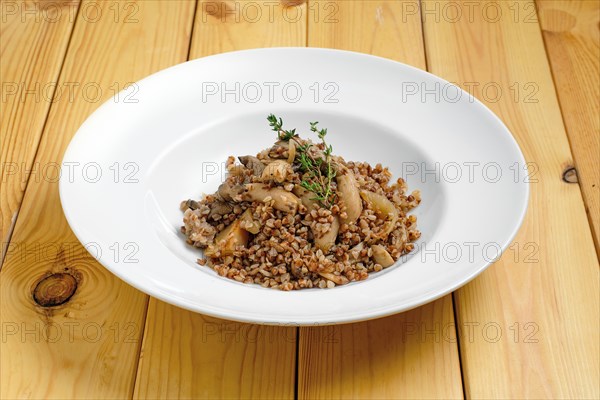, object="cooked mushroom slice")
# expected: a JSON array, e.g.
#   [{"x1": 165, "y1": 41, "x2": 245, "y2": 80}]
[
  {"x1": 217, "y1": 182, "x2": 245, "y2": 201},
  {"x1": 305, "y1": 143, "x2": 325, "y2": 163},
  {"x1": 318, "y1": 272, "x2": 349, "y2": 285},
  {"x1": 314, "y1": 216, "x2": 339, "y2": 252},
  {"x1": 228, "y1": 165, "x2": 247, "y2": 178},
  {"x1": 268, "y1": 140, "x2": 293, "y2": 159},
  {"x1": 261, "y1": 160, "x2": 292, "y2": 183},
  {"x1": 287, "y1": 139, "x2": 296, "y2": 163},
  {"x1": 360, "y1": 190, "x2": 399, "y2": 237},
  {"x1": 394, "y1": 223, "x2": 408, "y2": 244},
  {"x1": 337, "y1": 172, "x2": 362, "y2": 224},
  {"x1": 371, "y1": 244, "x2": 395, "y2": 268},
  {"x1": 293, "y1": 185, "x2": 338, "y2": 249},
  {"x1": 208, "y1": 201, "x2": 233, "y2": 219},
  {"x1": 205, "y1": 219, "x2": 249, "y2": 257},
  {"x1": 180, "y1": 199, "x2": 200, "y2": 211},
  {"x1": 244, "y1": 184, "x2": 300, "y2": 214},
  {"x1": 330, "y1": 155, "x2": 346, "y2": 172},
  {"x1": 293, "y1": 185, "x2": 319, "y2": 210},
  {"x1": 238, "y1": 155, "x2": 265, "y2": 176},
  {"x1": 239, "y1": 209, "x2": 261, "y2": 234},
  {"x1": 349, "y1": 242, "x2": 364, "y2": 260}
]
